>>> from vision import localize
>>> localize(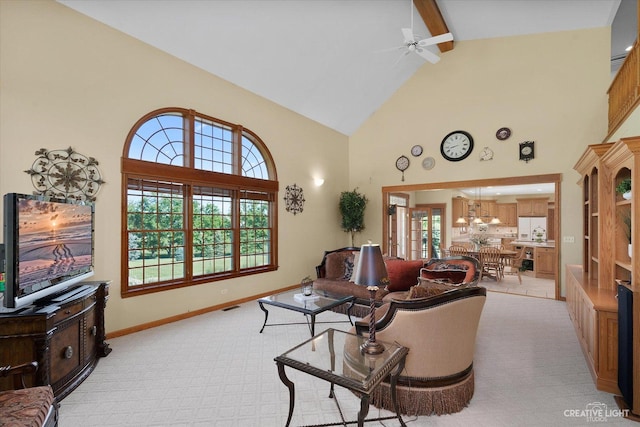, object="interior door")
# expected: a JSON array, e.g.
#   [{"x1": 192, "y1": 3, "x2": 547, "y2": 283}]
[
  {"x1": 388, "y1": 193, "x2": 409, "y2": 258},
  {"x1": 410, "y1": 205, "x2": 445, "y2": 260}
]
